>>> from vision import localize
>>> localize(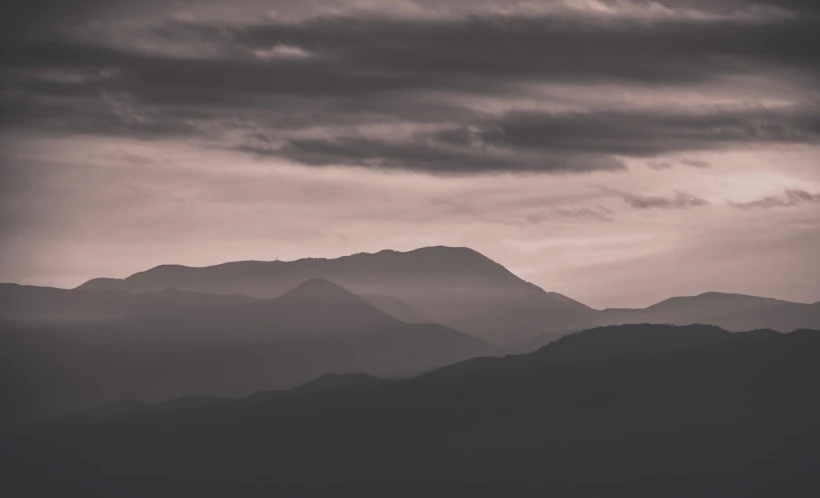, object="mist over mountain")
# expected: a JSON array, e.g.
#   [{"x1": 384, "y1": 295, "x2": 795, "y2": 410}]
[
  {"x1": 0, "y1": 278, "x2": 497, "y2": 423},
  {"x1": 6, "y1": 325, "x2": 819, "y2": 497},
  {"x1": 4, "y1": 246, "x2": 818, "y2": 425},
  {"x1": 76, "y1": 246, "x2": 819, "y2": 345},
  {"x1": 0, "y1": 283, "x2": 257, "y2": 325},
  {"x1": 361, "y1": 294, "x2": 433, "y2": 324},
  {"x1": 77, "y1": 246, "x2": 596, "y2": 345}
]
